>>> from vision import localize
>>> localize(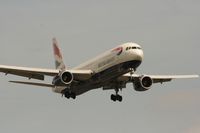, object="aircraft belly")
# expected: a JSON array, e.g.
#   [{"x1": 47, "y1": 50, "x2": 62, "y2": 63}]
[
  {"x1": 72, "y1": 84, "x2": 100, "y2": 96},
  {"x1": 71, "y1": 60, "x2": 142, "y2": 95}
]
